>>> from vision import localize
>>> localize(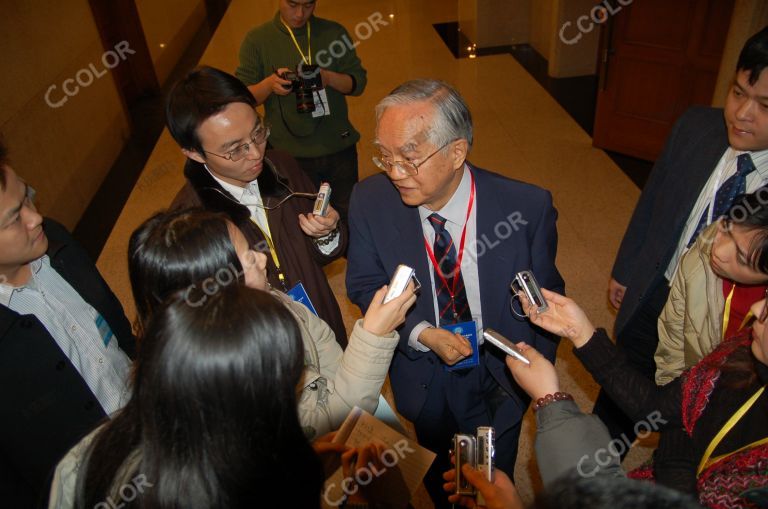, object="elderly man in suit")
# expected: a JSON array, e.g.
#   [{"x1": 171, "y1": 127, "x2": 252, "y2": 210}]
[
  {"x1": 346, "y1": 79, "x2": 564, "y2": 507},
  {"x1": 601, "y1": 26, "x2": 768, "y2": 445},
  {"x1": 0, "y1": 142, "x2": 135, "y2": 507}
]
